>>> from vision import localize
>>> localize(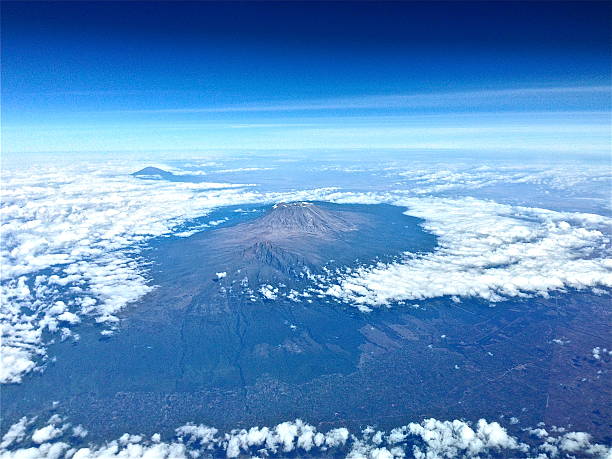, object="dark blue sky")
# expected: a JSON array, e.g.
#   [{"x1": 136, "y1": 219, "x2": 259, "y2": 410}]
[{"x1": 2, "y1": 1, "x2": 610, "y2": 153}]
